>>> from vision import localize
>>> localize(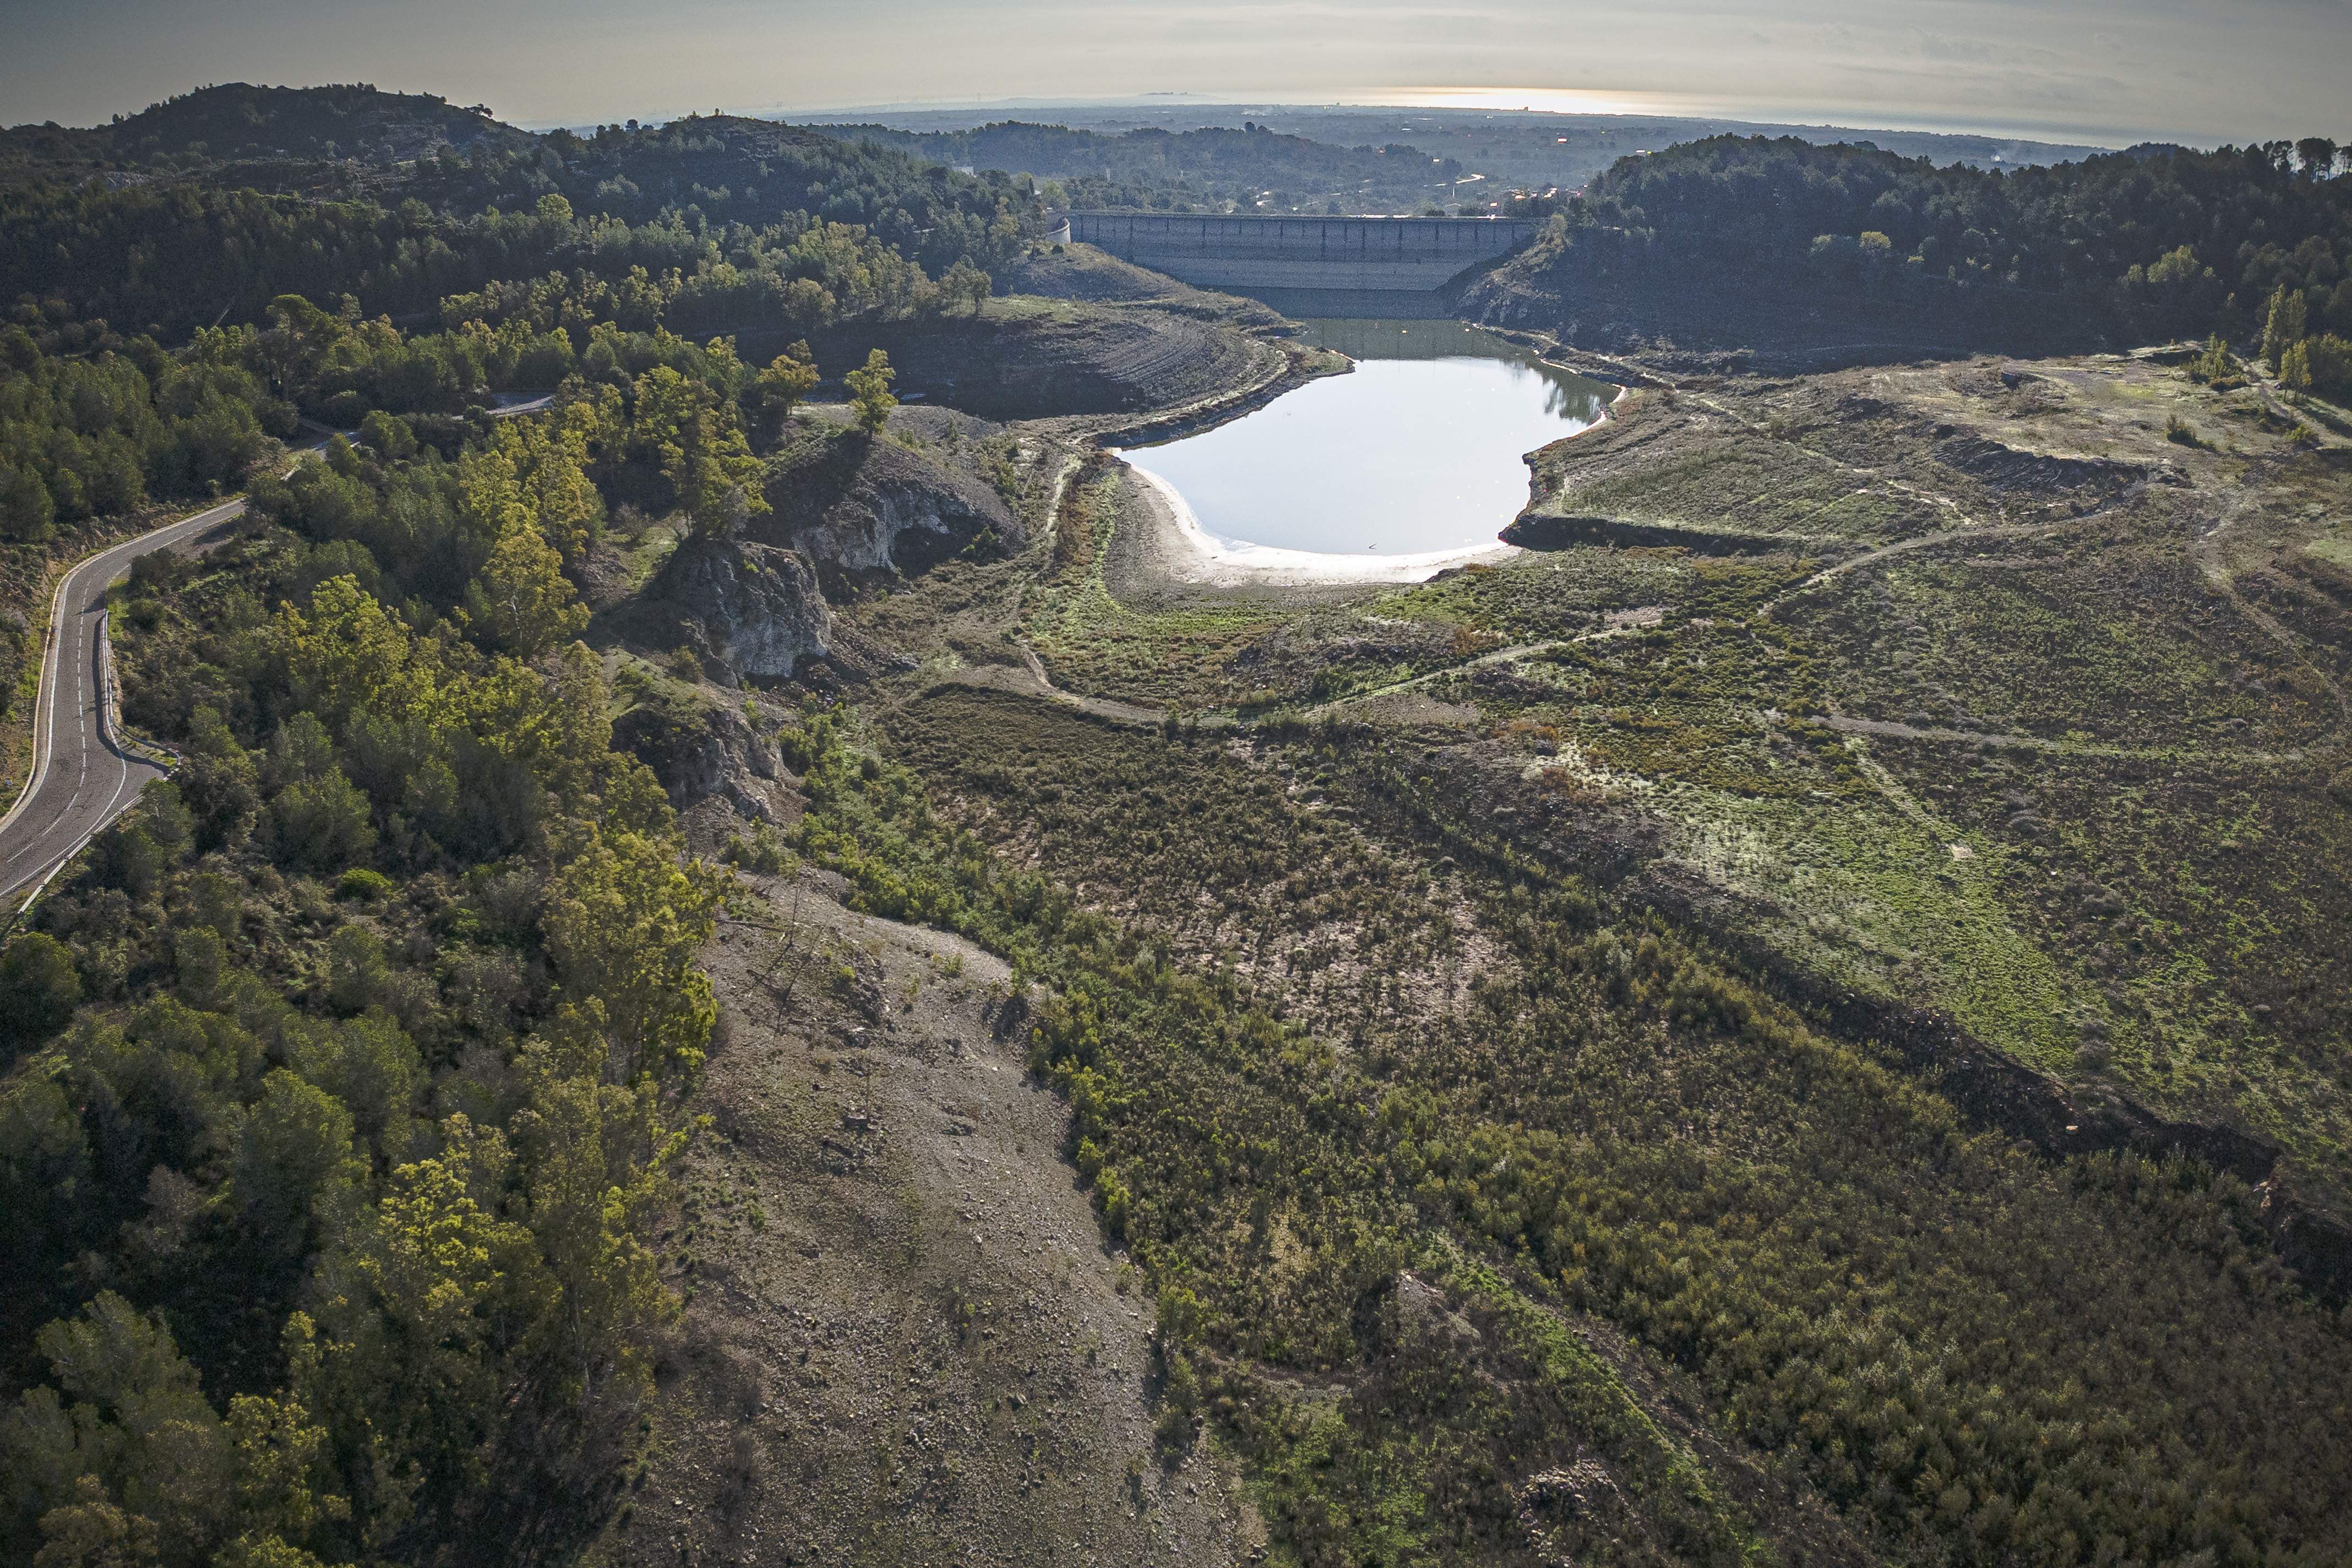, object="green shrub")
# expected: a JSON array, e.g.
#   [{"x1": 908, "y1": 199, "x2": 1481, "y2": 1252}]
[
  {"x1": 721, "y1": 826, "x2": 796, "y2": 875},
  {"x1": 335, "y1": 867, "x2": 396, "y2": 901}
]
